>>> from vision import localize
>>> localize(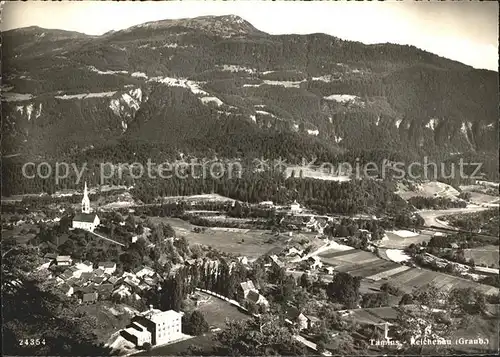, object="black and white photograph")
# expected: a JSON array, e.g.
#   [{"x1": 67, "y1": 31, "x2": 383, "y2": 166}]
[{"x1": 1, "y1": 0, "x2": 499, "y2": 356}]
